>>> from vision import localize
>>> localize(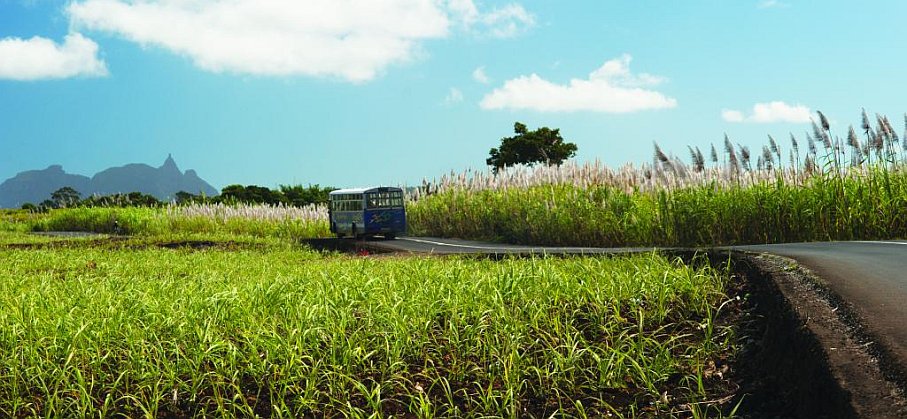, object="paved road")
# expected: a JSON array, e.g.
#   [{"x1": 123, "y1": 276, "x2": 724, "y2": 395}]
[{"x1": 736, "y1": 241, "x2": 907, "y2": 369}]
